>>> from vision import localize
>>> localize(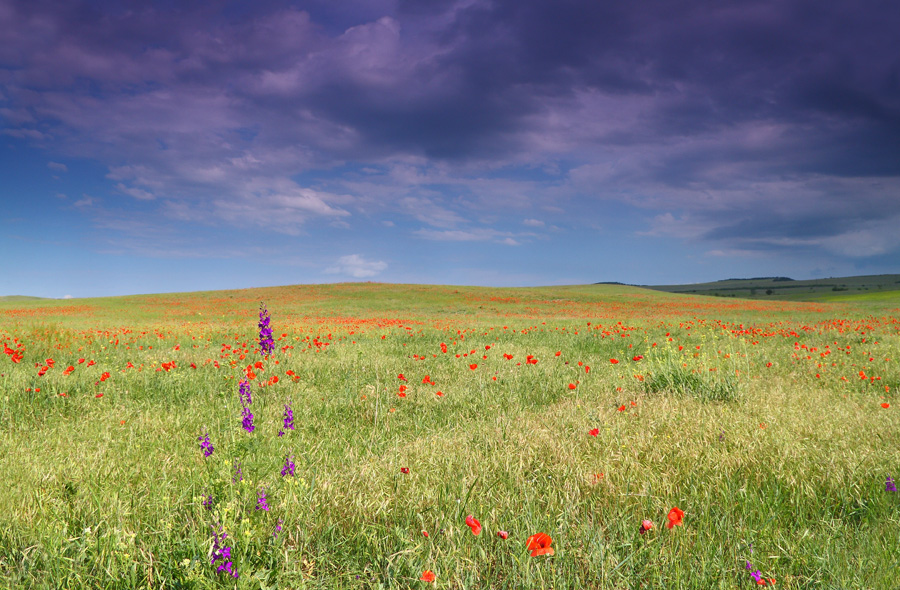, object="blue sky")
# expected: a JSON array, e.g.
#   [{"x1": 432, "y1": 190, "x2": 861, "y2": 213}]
[{"x1": 2, "y1": 0, "x2": 899, "y2": 298}]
